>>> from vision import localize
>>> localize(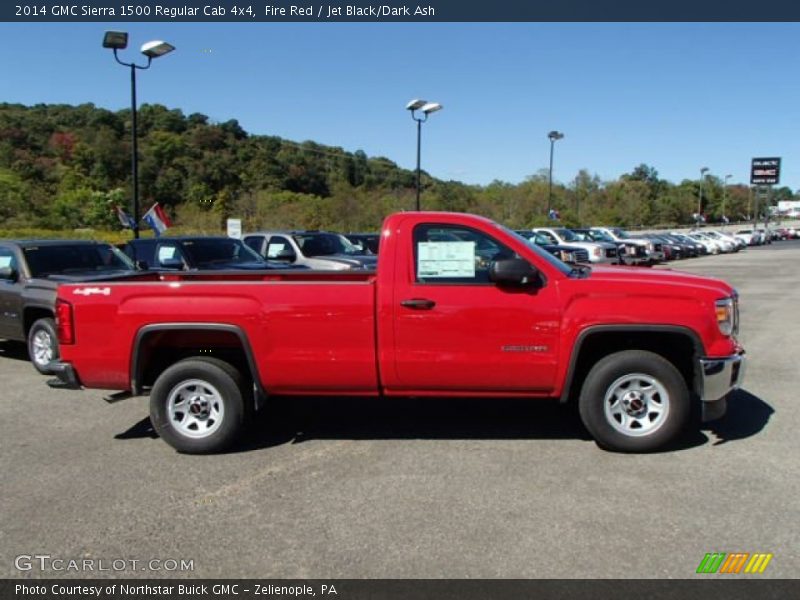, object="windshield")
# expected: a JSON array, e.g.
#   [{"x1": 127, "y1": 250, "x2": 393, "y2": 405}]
[
  {"x1": 181, "y1": 239, "x2": 263, "y2": 267},
  {"x1": 554, "y1": 228, "x2": 579, "y2": 242},
  {"x1": 24, "y1": 244, "x2": 135, "y2": 277},
  {"x1": 577, "y1": 229, "x2": 614, "y2": 243},
  {"x1": 294, "y1": 233, "x2": 359, "y2": 256},
  {"x1": 611, "y1": 228, "x2": 633, "y2": 239}
]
